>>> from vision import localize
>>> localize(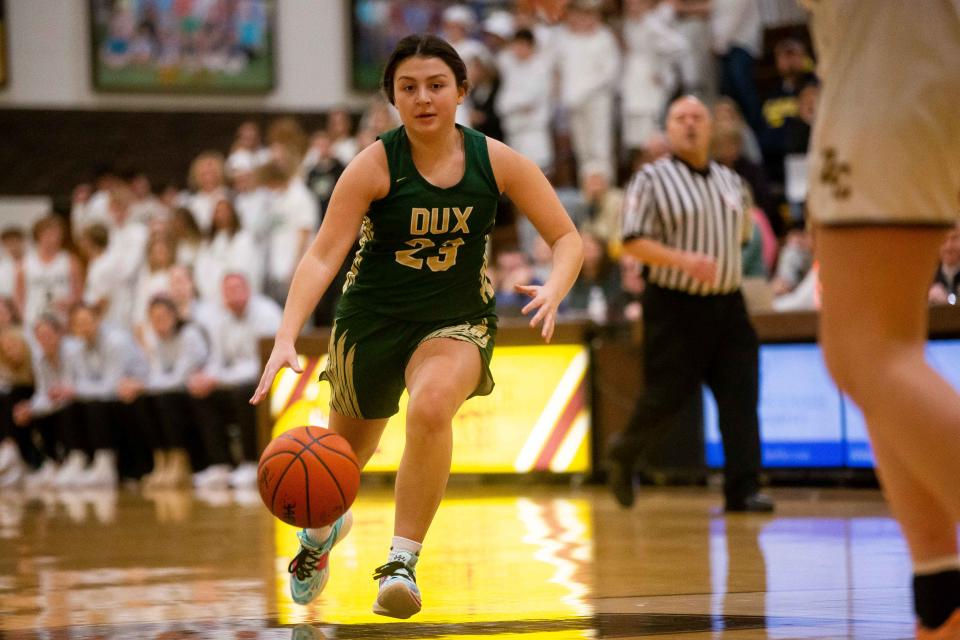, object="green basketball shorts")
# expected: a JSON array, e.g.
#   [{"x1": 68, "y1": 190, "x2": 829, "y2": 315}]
[{"x1": 319, "y1": 299, "x2": 497, "y2": 420}]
